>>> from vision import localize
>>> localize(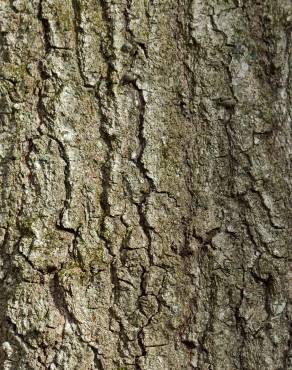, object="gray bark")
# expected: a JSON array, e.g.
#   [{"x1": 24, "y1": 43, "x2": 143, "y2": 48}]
[{"x1": 0, "y1": 0, "x2": 291, "y2": 369}]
